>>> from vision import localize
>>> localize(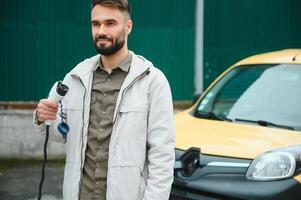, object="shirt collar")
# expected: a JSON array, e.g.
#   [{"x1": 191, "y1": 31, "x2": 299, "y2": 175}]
[{"x1": 96, "y1": 53, "x2": 132, "y2": 73}]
